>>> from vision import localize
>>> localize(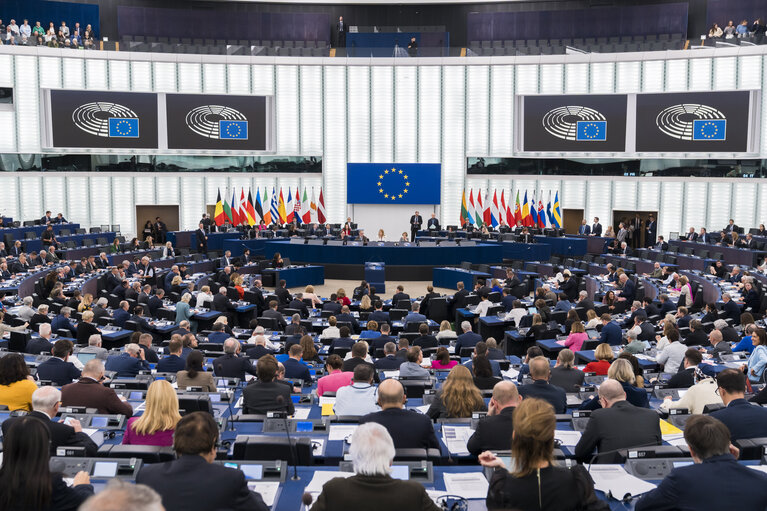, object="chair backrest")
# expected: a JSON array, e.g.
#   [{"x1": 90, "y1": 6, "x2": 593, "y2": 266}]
[
  {"x1": 257, "y1": 317, "x2": 277, "y2": 330},
  {"x1": 389, "y1": 309, "x2": 408, "y2": 321},
  {"x1": 232, "y1": 435, "x2": 313, "y2": 465},
  {"x1": 427, "y1": 297, "x2": 448, "y2": 322},
  {"x1": 97, "y1": 444, "x2": 175, "y2": 463},
  {"x1": 396, "y1": 300, "x2": 412, "y2": 311},
  {"x1": 124, "y1": 320, "x2": 139, "y2": 331}
]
